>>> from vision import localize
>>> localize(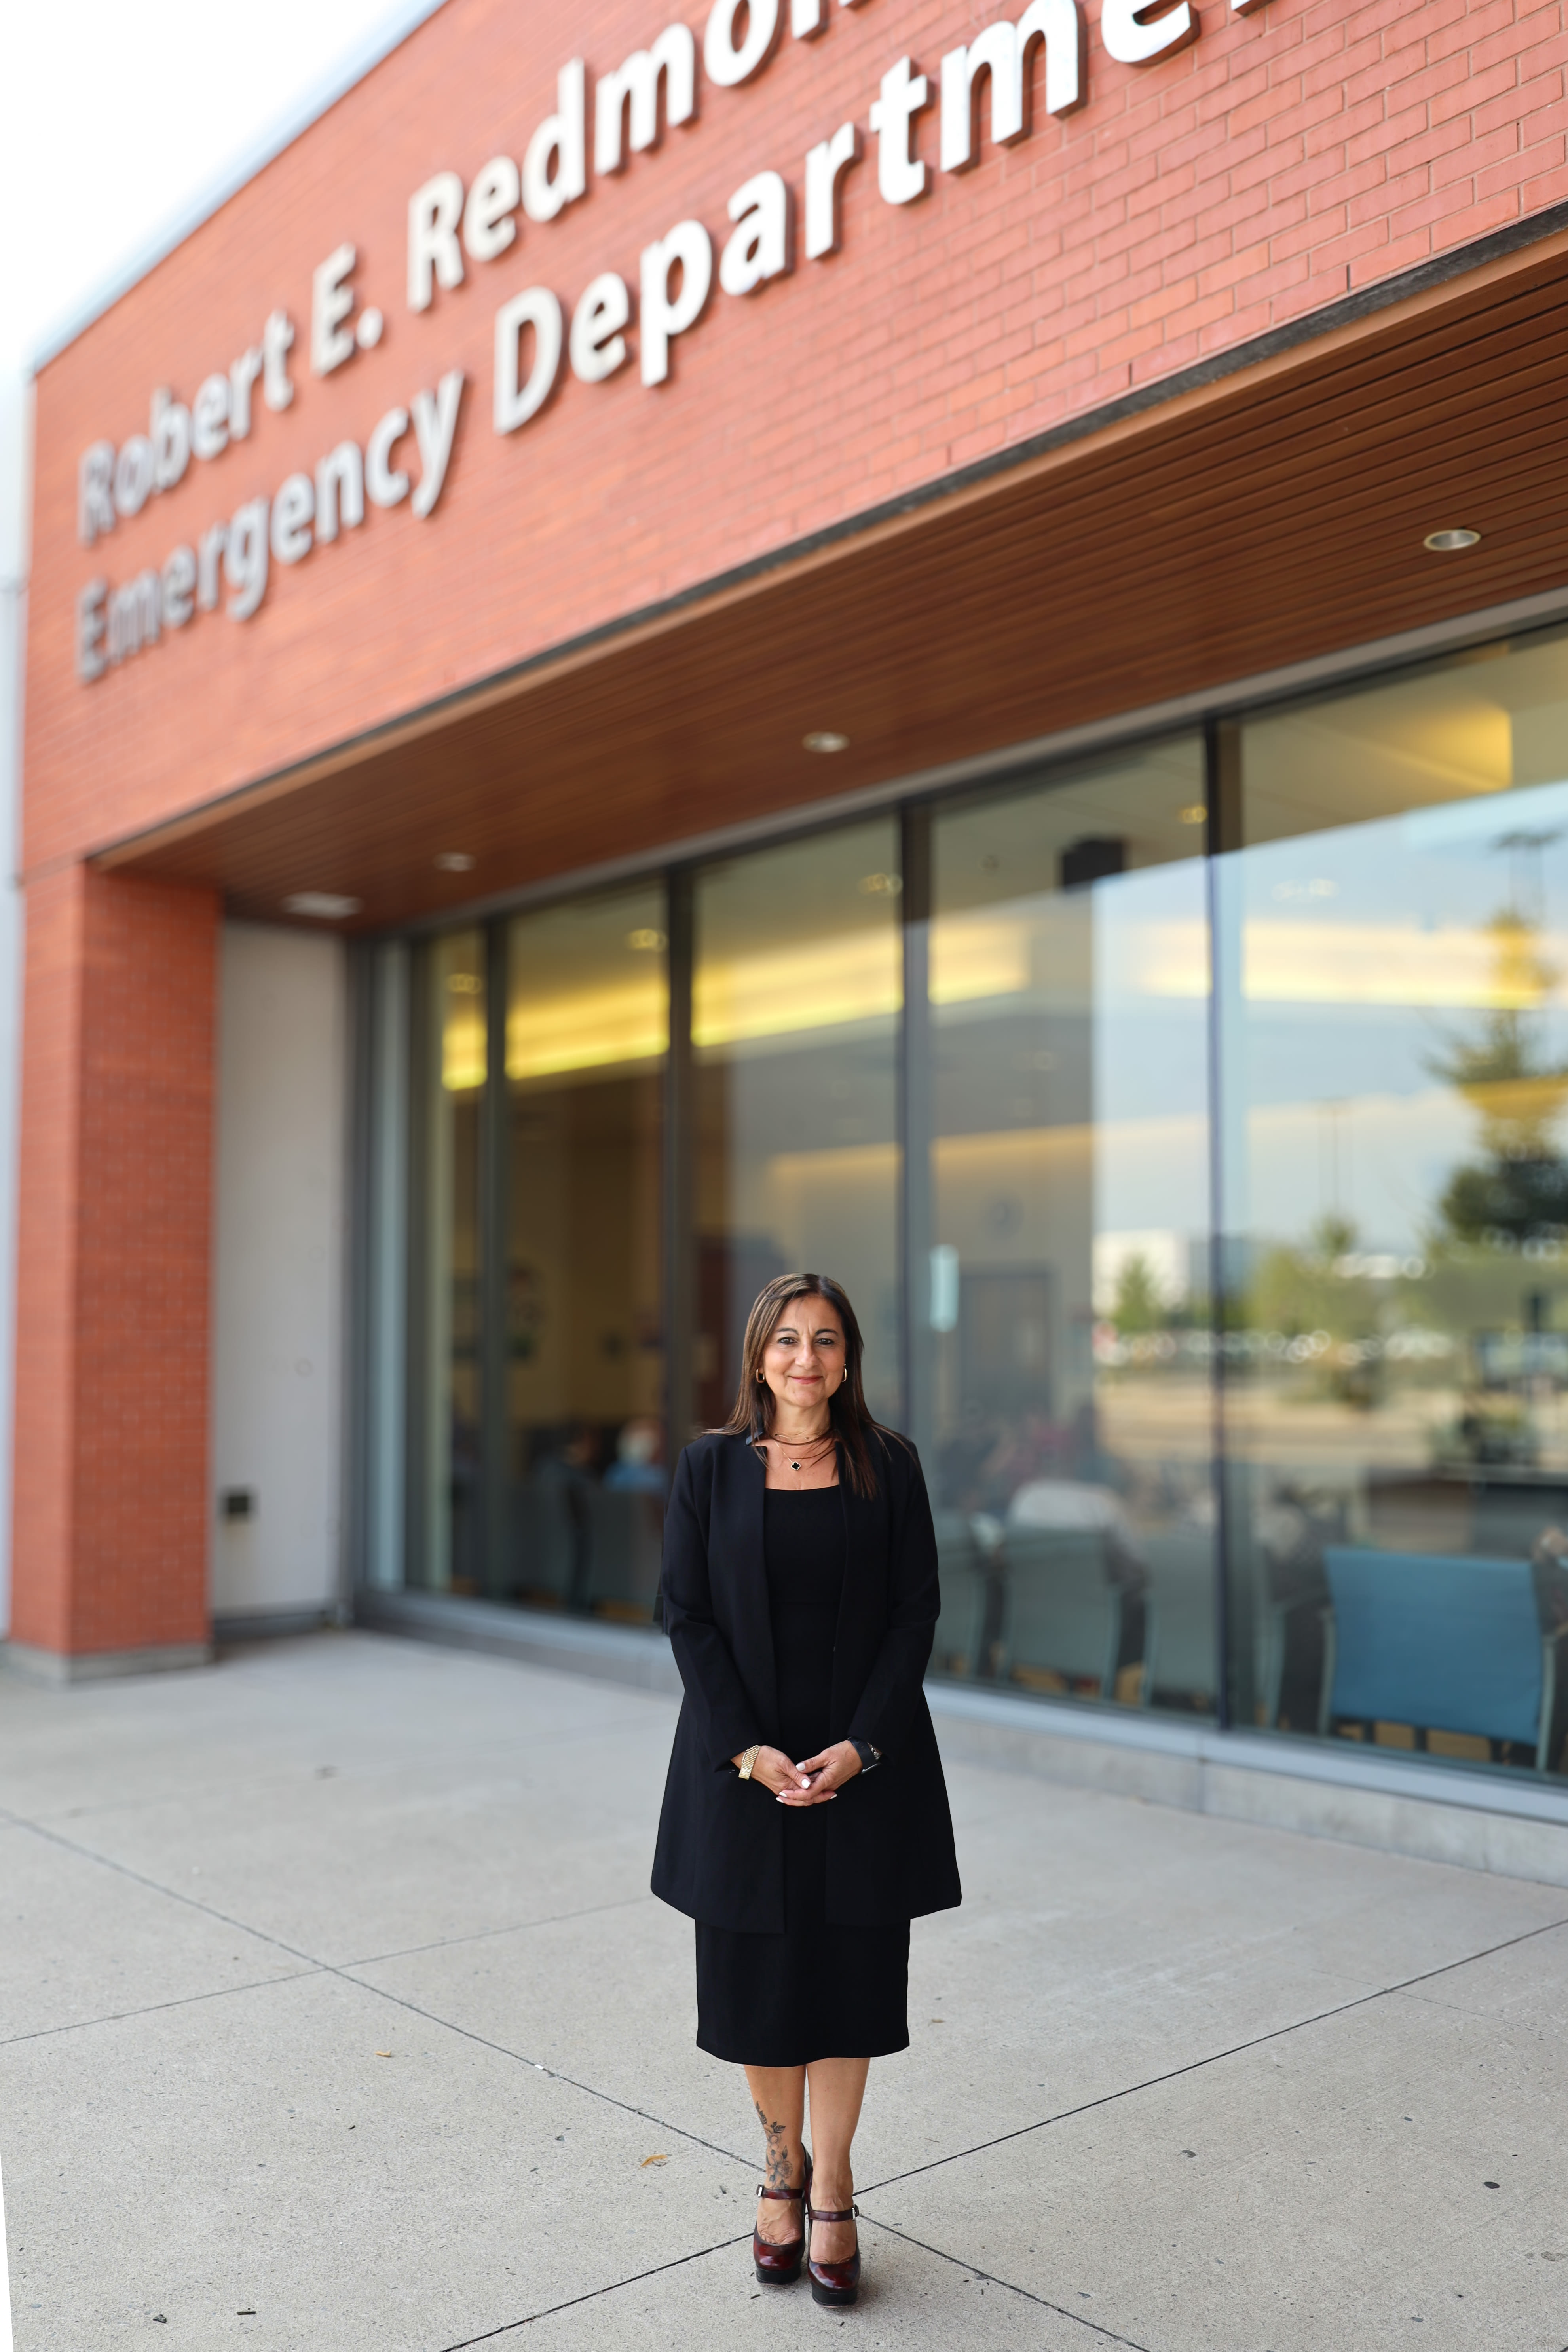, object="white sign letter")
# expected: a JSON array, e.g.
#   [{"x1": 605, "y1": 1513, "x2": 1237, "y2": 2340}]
[
  {"x1": 312, "y1": 243, "x2": 358, "y2": 373},
  {"x1": 570, "y1": 273, "x2": 632, "y2": 382},
  {"x1": 192, "y1": 374, "x2": 231, "y2": 461},
  {"x1": 262, "y1": 310, "x2": 296, "y2": 411},
  {"x1": 943, "y1": 3, "x2": 1087, "y2": 175},
  {"x1": 704, "y1": 0, "x2": 780, "y2": 86},
  {"x1": 113, "y1": 437, "x2": 154, "y2": 519},
  {"x1": 408, "y1": 173, "x2": 465, "y2": 310},
  {"x1": 1100, "y1": 0, "x2": 1195, "y2": 64},
  {"x1": 524, "y1": 62, "x2": 587, "y2": 223},
  {"x1": 316, "y1": 443, "x2": 366, "y2": 543},
  {"x1": 868, "y1": 58, "x2": 932, "y2": 204},
  {"x1": 229, "y1": 348, "x2": 263, "y2": 440},
  {"x1": 596, "y1": 26, "x2": 698, "y2": 172},
  {"x1": 640, "y1": 220, "x2": 713, "y2": 386},
  {"x1": 151, "y1": 388, "x2": 191, "y2": 490},
  {"x1": 77, "y1": 579, "x2": 108, "y2": 679},
  {"x1": 411, "y1": 369, "x2": 466, "y2": 517},
  {"x1": 495, "y1": 289, "x2": 564, "y2": 431},
  {"x1": 805, "y1": 123, "x2": 861, "y2": 257},
  {"x1": 225, "y1": 498, "x2": 270, "y2": 619},
  {"x1": 721, "y1": 171, "x2": 791, "y2": 296},
  {"x1": 198, "y1": 522, "x2": 228, "y2": 610},
  {"x1": 78, "y1": 443, "x2": 115, "y2": 546},
  {"x1": 465, "y1": 157, "x2": 522, "y2": 261},
  {"x1": 271, "y1": 472, "x2": 315, "y2": 564},
  {"x1": 162, "y1": 545, "x2": 197, "y2": 629},
  {"x1": 367, "y1": 409, "x2": 412, "y2": 507}
]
